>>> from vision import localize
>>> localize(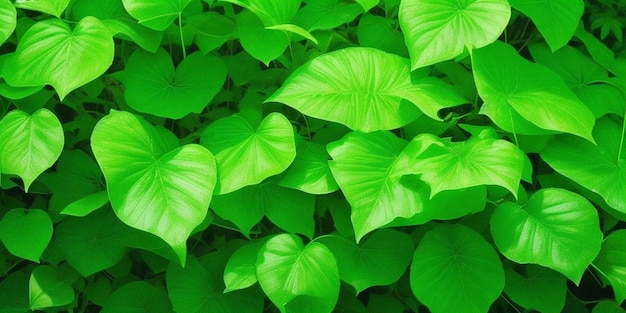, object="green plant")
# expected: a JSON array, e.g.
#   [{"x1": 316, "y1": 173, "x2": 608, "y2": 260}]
[{"x1": 0, "y1": 0, "x2": 625, "y2": 312}]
